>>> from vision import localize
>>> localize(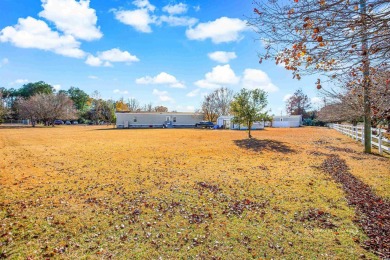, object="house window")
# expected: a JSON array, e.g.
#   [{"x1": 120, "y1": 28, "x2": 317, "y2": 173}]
[
  {"x1": 134, "y1": 117, "x2": 137, "y2": 122},
  {"x1": 173, "y1": 117, "x2": 177, "y2": 122}
]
